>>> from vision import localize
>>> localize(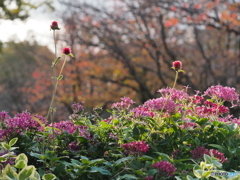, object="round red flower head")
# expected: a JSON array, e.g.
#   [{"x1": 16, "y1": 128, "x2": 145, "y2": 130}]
[
  {"x1": 62, "y1": 47, "x2": 71, "y2": 55},
  {"x1": 50, "y1": 21, "x2": 60, "y2": 30},
  {"x1": 172, "y1": 61, "x2": 182, "y2": 71}
]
